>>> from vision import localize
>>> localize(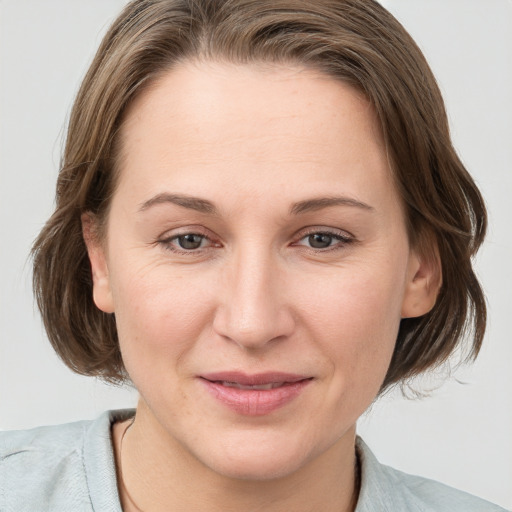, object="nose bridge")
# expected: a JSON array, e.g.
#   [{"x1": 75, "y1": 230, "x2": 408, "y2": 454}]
[{"x1": 214, "y1": 241, "x2": 294, "y2": 348}]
